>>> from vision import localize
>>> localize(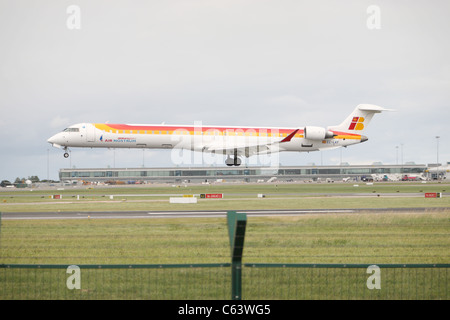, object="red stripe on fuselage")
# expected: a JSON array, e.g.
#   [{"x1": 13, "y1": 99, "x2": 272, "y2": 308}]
[{"x1": 104, "y1": 124, "x2": 303, "y2": 135}]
